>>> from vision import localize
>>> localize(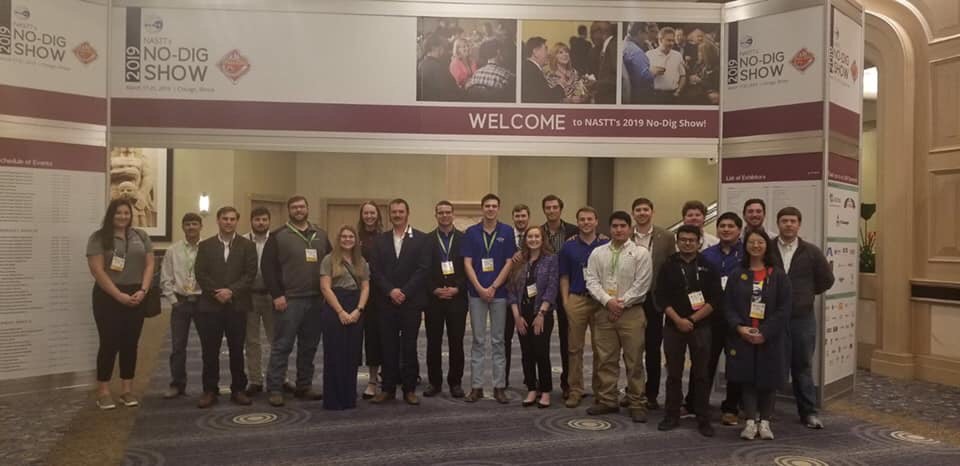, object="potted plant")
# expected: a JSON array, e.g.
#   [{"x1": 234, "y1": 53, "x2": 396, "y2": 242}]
[{"x1": 860, "y1": 203, "x2": 877, "y2": 273}]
